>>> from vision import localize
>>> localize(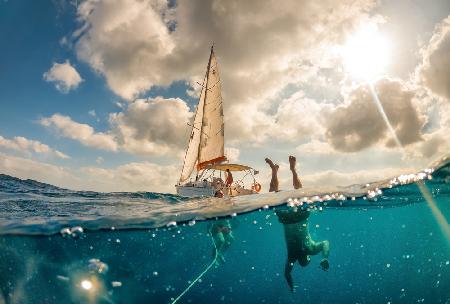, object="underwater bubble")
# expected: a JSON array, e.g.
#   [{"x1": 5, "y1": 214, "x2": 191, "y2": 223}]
[
  {"x1": 446, "y1": 261, "x2": 449, "y2": 265},
  {"x1": 60, "y1": 227, "x2": 71, "y2": 237},
  {"x1": 88, "y1": 258, "x2": 109, "y2": 274},
  {"x1": 386, "y1": 263, "x2": 391, "y2": 268},
  {"x1": 188, "y1": 220, "x2": 196, "y2": 226},
  {"x1": 56, "y1": 275, "x2": 69, "y2": 282},
  {"x1": 153, "y1": 271, "x2": 158, "y2": 276},
  {"x1": 263, "y1": 205, "x2": 269, "y2": 210},
  {"x1": 70, "y1": 226, "x2": 84, "y2": 238},
  {"x1": 116, "y1": 238, "x2": 121, "y2": 243},
  {"x1": 111, "y1": 281, "x2": 122, "y2": 287},
  {"x1": 167, "y1": 221, "x2": 177, "y2": 227}
]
